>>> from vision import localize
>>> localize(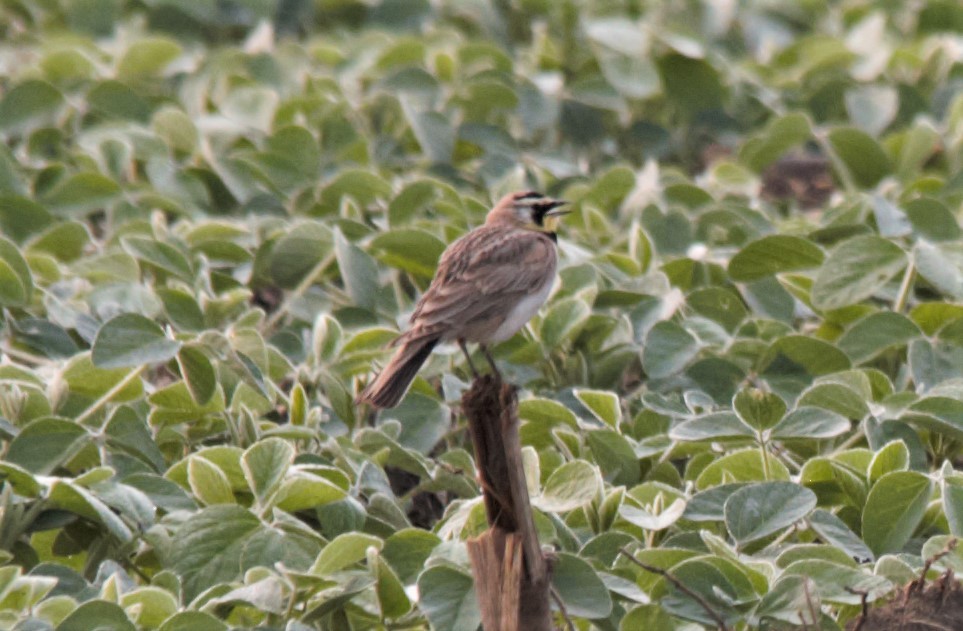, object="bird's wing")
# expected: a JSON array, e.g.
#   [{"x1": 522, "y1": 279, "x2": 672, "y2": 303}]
[{"x1": 403, "y1": 226, "x2": 556, "y2": 337}]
